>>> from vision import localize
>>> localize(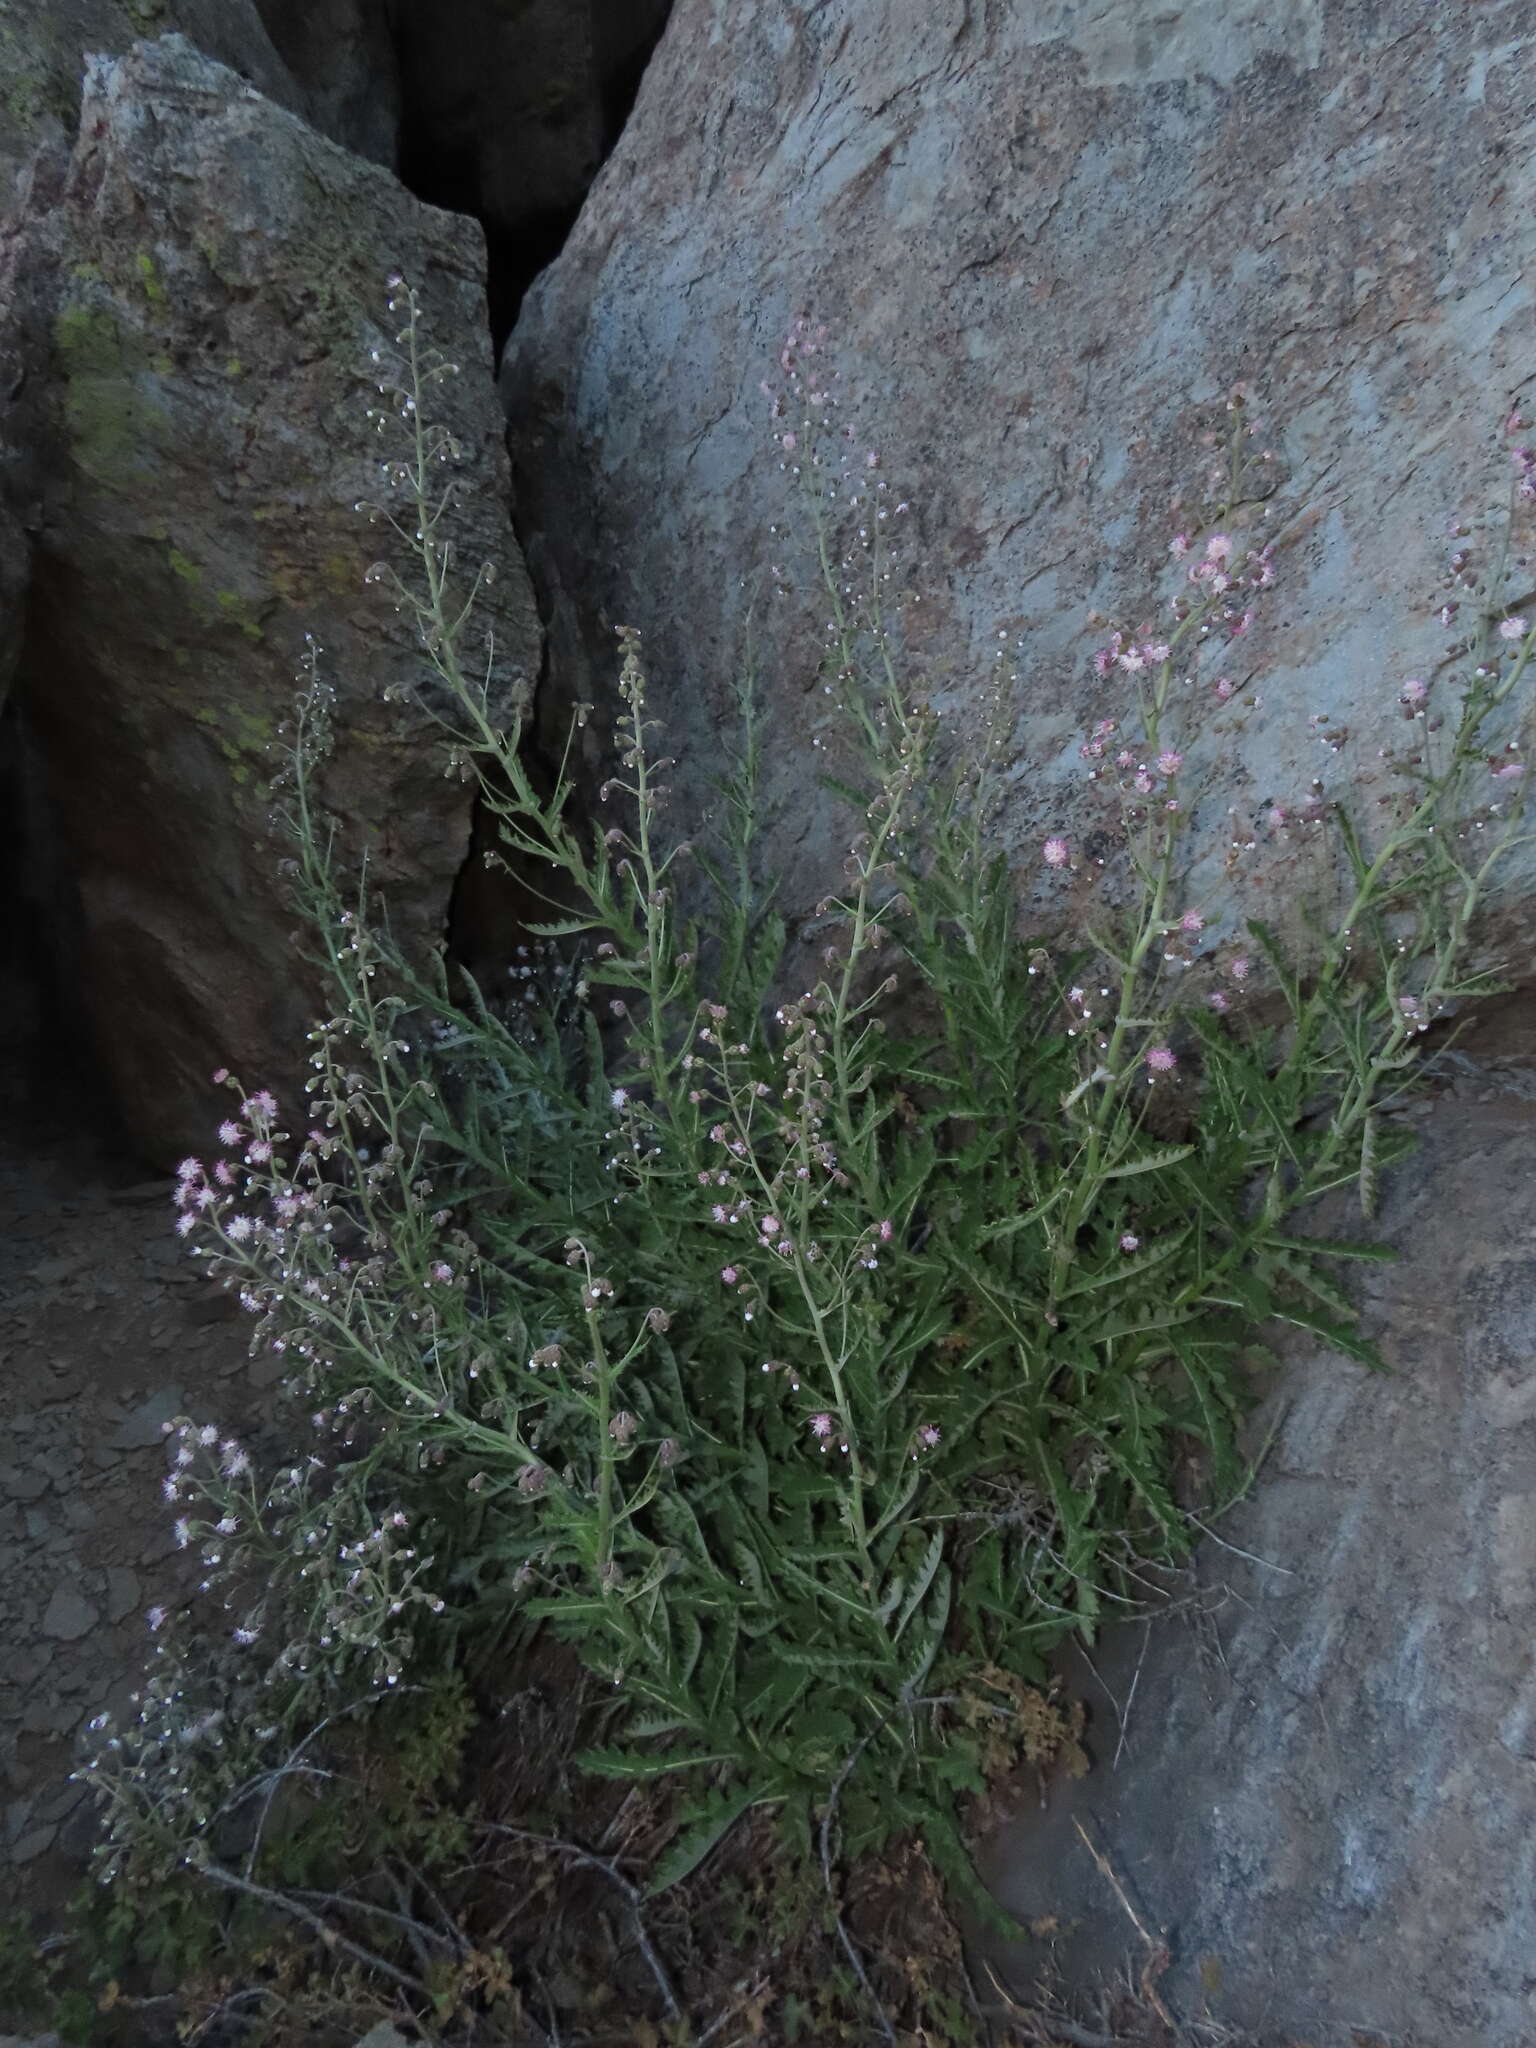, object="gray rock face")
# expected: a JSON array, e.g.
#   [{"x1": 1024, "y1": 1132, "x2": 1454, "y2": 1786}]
[
  {"x1": 978, "y1": 1088, "x2": 1536, "y2": 2047},
  {"x1": 0, "y1": 0, "x2": 305, "y2": 192},
  {"x1": 2, "y1": 35, "x2": 538, "y2": 1163},
  {"x1": 503, "y1": 0, "x2": 1536, "y2": 950}
]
